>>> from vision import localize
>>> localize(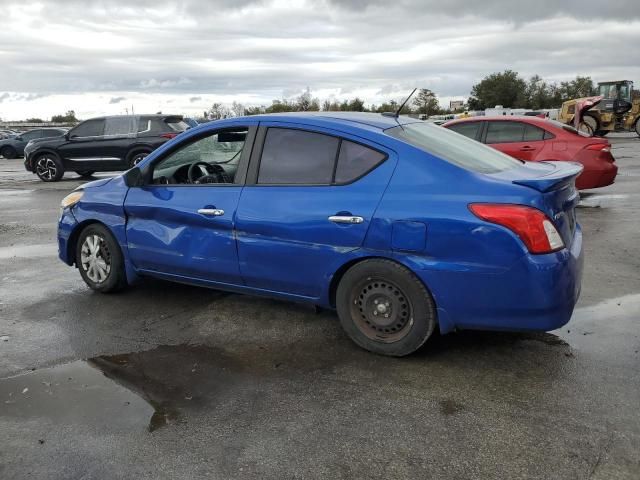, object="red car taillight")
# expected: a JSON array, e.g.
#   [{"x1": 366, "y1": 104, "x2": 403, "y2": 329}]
[
  {"x1": 161, "y1": 133, "x2": 179, "y2": 139},
  {"x1": 469, "y1": 204, "x2": 565, "y2": 254},
  {"x1": 585, "y1": 143, "x2": 610, "y2": 153}
]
